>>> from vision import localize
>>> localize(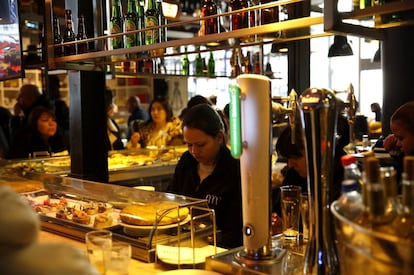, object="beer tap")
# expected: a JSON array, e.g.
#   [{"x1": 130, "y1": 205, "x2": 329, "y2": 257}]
[
  {"x1": 335, "y1": 83, "x2": 358, "y2": 154},
  {"x1": 272, "y1": 89, "x2": 298, "y2": 144}
]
